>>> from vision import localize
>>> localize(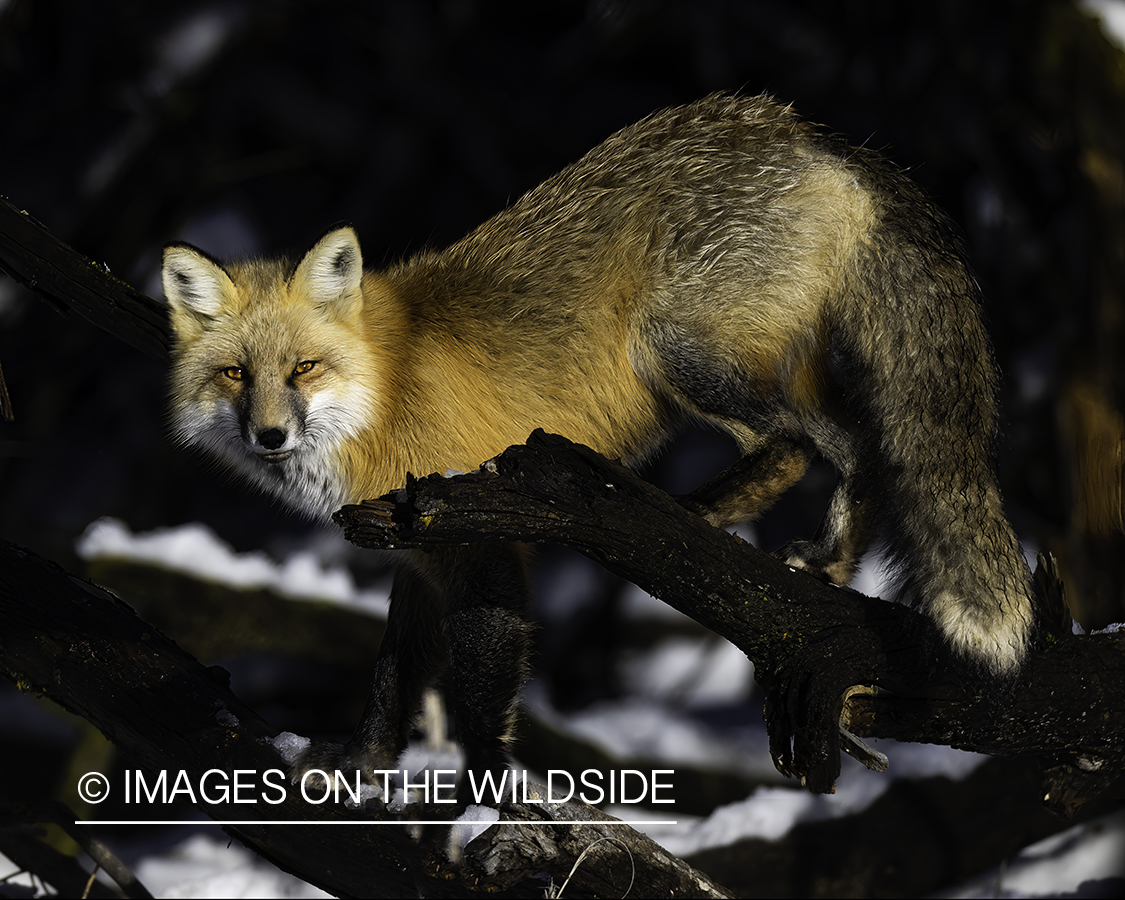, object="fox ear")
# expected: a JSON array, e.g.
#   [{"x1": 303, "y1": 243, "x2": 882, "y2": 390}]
[
  {"x1": 291, "y1": 225, "x2": 364, "y2": 318},
  {"x1": 162, "y1": 243, "x2": 237, "y2": 335}
]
